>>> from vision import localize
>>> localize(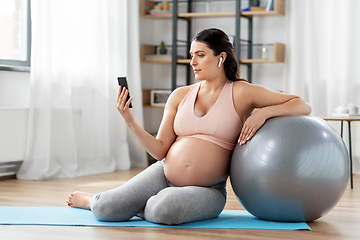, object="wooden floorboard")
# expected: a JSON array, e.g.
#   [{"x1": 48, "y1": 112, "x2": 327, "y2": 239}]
[{"x1": 0, "y1": 167, "x2": 359, "y2": 240}]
